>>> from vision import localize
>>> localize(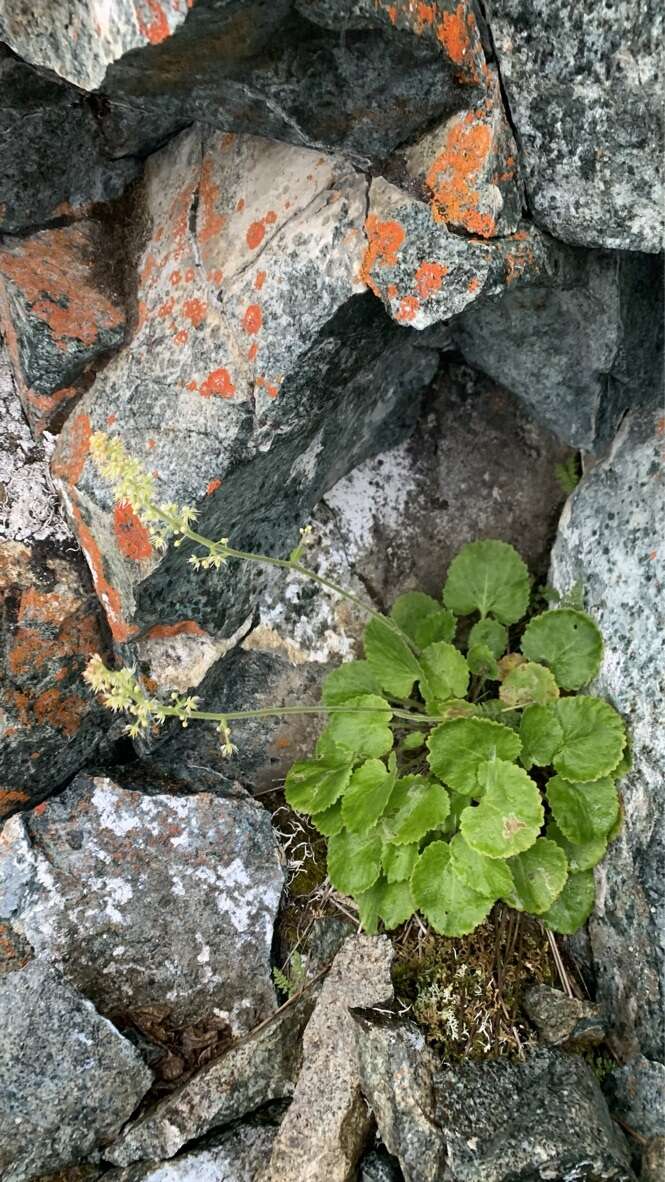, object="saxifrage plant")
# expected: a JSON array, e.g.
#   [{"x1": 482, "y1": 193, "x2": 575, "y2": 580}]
[{"x1": 85, "y1": 433, "x2": 628, "y2": 941}]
